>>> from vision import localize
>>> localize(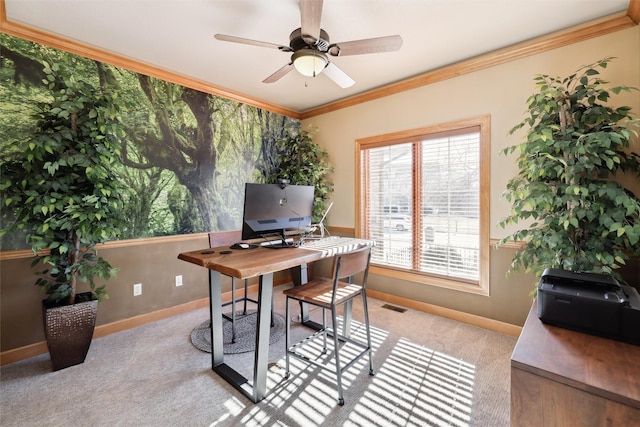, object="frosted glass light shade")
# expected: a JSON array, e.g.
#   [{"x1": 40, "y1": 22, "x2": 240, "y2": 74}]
[{"x1": 292, "y1": 50, "x2": 328, "y2": 77}]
